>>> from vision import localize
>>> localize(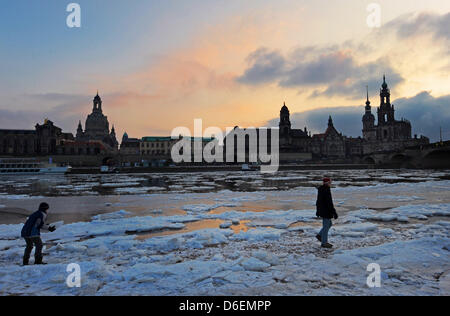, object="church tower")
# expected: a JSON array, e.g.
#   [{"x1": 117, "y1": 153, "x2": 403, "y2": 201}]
[
  {"x1": 76, "y1": 120, "x2": 84, "y2": 138},
  {"x1": 93, "y1": 91, "x2": 103, "y2": 113},
  {"x1": 377, "y1": 75, "x2": 395, "y2": 124},
  {"x1": 328, "y1": 115, "x2": 334, "y2": 128},
  {"x1": 279, "y1": 102, "x2": 291, "y2": 136},
  {"x1": 78, "y1": 91, "x2": 118, "y2": 150},
  {"x1": 110, "y1": 124, "x2": 116, "y2": 138},
  {"x1": 362, "y1": 86, "x2": 376, "y2": 141}
]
